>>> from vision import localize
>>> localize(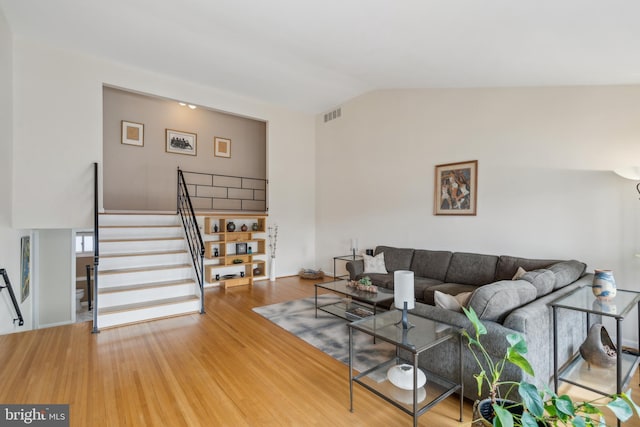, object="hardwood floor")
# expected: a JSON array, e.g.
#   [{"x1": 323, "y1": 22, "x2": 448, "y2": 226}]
[{"x1": 0, "y1": 276, "x2": 637, "y2": 426}]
